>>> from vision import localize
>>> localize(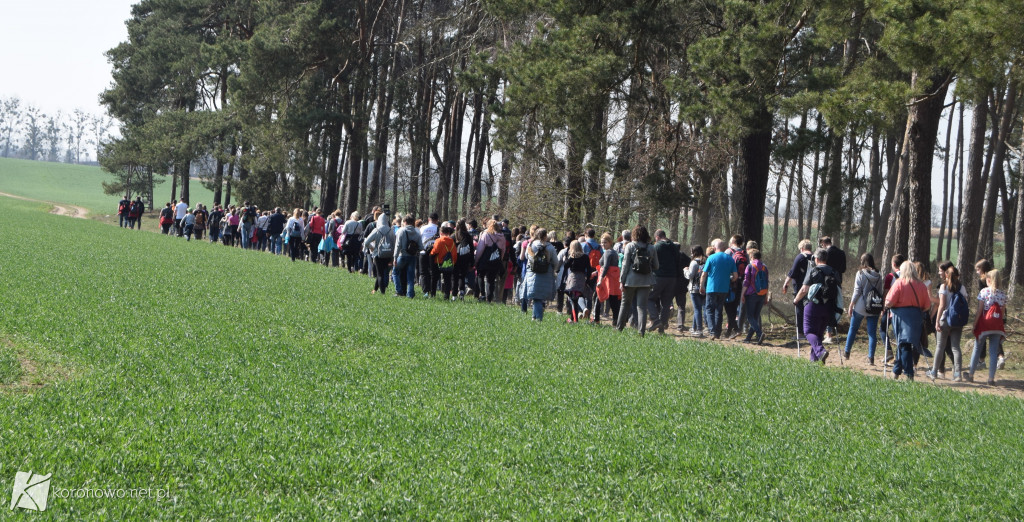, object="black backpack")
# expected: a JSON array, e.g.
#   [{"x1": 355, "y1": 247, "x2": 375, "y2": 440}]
[
  {"x1": 437, "y1": 243, "x2": 455, "y2": 273},
  {"x1": 404, "y1": 233, "x2": 420, "y2": 256},
  {"x1": 529, "y1": 244, "x2": 550, "y2": 274},
  {"x1": 863, "y1": 272, "x2": 885, "y2": 315},
  {"x1": 809, "y1": 266, "x2": 839, "y2": 307},
  {"x1": 632, "y1": 245, "x2": 652, "y2": 275}
]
